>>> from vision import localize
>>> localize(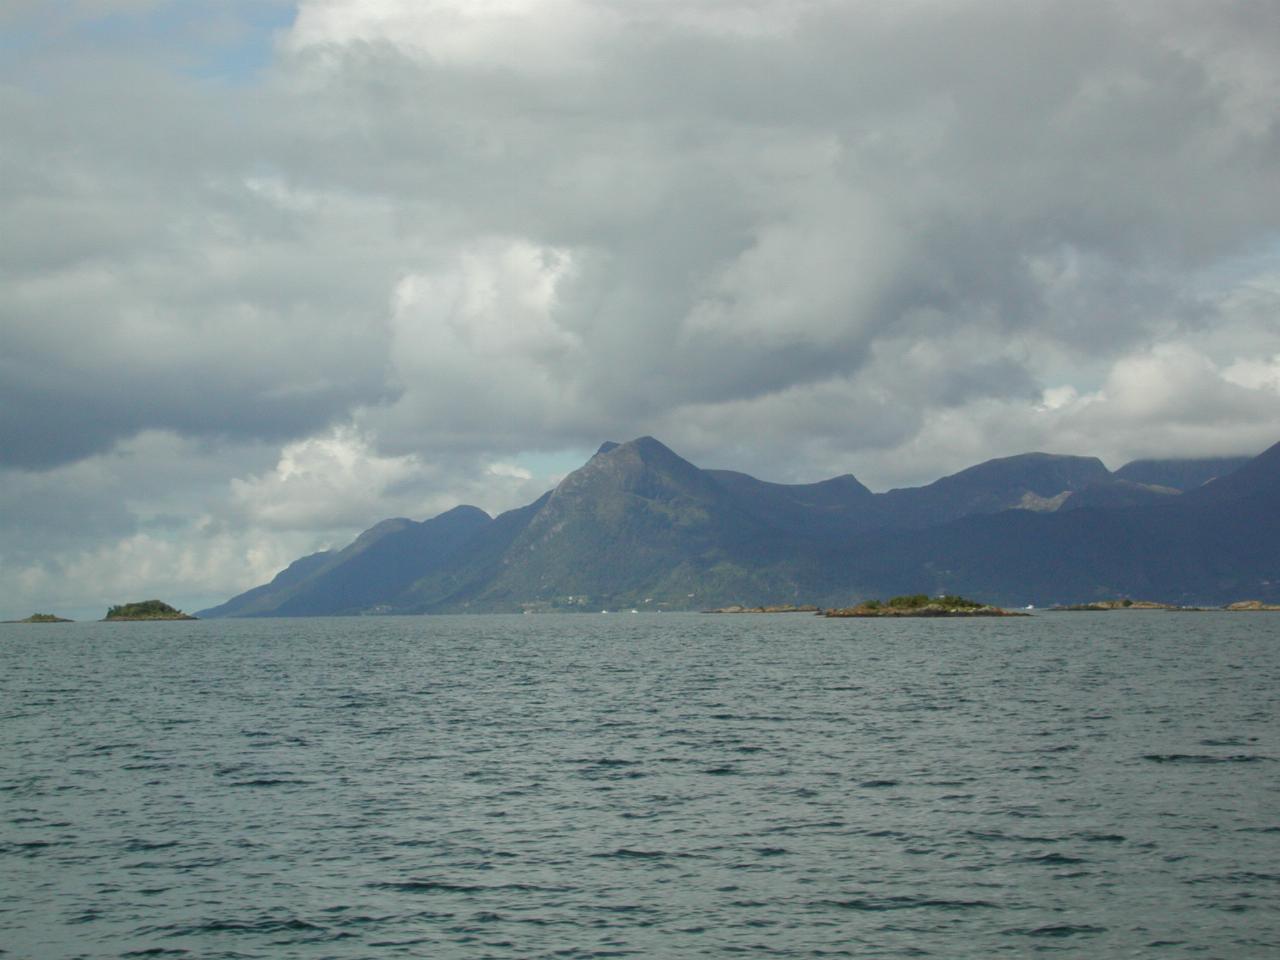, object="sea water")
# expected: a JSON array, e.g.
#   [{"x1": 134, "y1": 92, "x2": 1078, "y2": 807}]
[{"x1": 1, "y1": 612, "x2": 1277, "y2": 958}]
